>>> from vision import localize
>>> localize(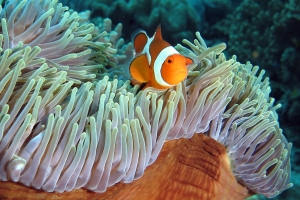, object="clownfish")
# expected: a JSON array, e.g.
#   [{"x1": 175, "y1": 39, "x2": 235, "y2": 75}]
[{"x1": 130, "y1": 25, "x2": 193, "y2": 89}]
